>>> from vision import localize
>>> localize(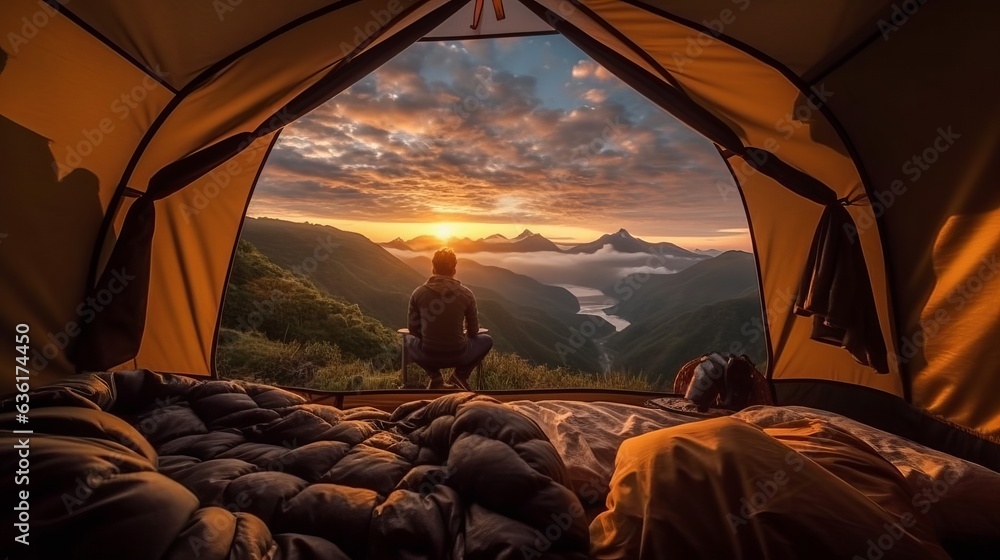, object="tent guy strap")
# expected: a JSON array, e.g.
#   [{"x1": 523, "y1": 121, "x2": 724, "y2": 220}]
[{"x1": 471, "y1": 0, "x2": 506, "y2": 29}]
